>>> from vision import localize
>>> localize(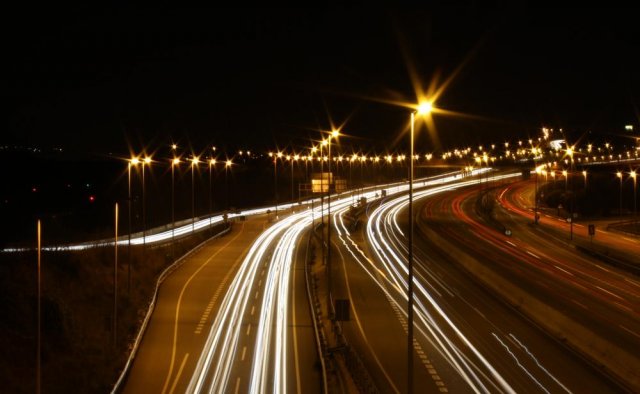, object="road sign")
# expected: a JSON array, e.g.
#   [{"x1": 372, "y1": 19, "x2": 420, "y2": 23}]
[
  {"x1": 504, "y1": 229, "x2": 512, "y2": 236},
  {"x1": 588, "y1": 224, "x2": 595, "y2": 236}
]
